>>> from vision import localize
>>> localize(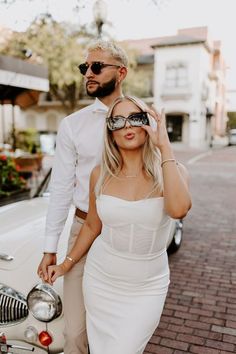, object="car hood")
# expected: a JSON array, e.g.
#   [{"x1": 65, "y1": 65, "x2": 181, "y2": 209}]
[
  {"x1": 0, "y1": 198, "x2": 48, "y2": 269},
  {"x1": 0, "y1": 197, "x2": 74, "y2": 292}
]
